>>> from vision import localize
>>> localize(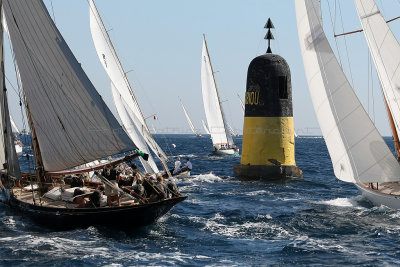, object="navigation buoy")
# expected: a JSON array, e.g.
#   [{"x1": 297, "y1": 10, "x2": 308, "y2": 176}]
[{"x1": 234, "y1": 18, "x2": 302, "y2": 180}]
